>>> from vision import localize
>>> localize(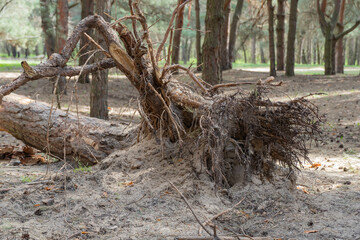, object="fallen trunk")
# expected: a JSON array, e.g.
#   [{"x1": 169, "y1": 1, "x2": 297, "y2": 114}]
[{"x1": 0, "y1": 94, "x2": 135, "y2": 165}]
